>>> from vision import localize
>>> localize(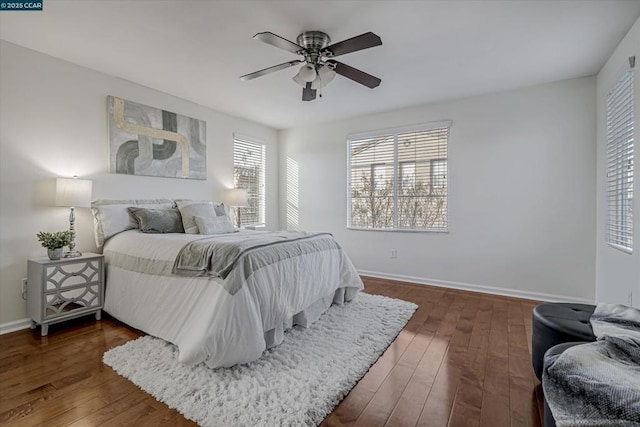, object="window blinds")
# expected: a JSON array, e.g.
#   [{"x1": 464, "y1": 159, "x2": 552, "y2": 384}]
[
  {"x1": 397, "y1": 129, "x2": 448, "y2": 229},
  {"x1": 349, "y1": 134, "x2": 395, "y2": 229},
  {"x1": 233, "y1": 137, "x2": 266, "y2": 227},
  {"x1": 348, "y1": 122, "x2": 450, "y2": 231},
  {"x1": 606, "y1": 62, "x2": 634, "y2": 252}
]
